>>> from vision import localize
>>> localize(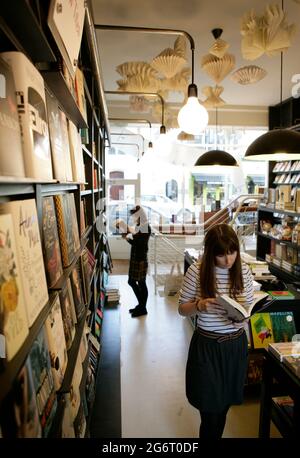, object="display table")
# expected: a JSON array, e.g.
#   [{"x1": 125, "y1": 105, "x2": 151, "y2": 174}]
[{"x1": 259, "y1": 349, "x2": 300, "y2": 438}]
